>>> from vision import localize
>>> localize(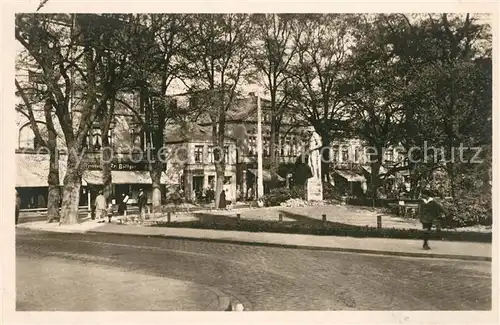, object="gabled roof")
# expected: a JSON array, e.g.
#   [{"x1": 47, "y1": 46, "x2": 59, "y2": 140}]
[{"x1": 165, "y1": 123, "x2": 236, "y2": 144}]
